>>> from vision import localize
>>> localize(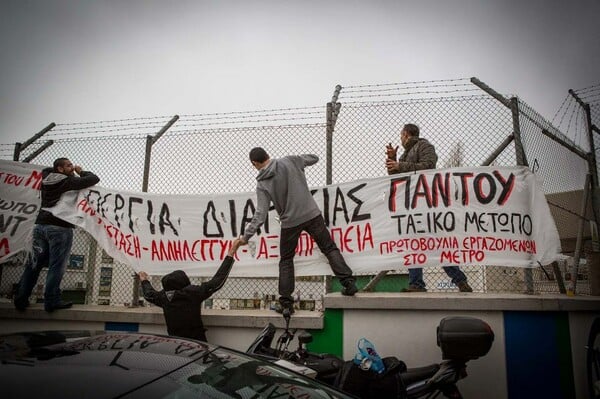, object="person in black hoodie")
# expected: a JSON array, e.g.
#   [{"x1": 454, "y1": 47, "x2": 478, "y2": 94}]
[
  {"x1": 14, "y1": 158, "x2": 100, "y2": 312},
  {"x1": 137, "y1": 245, "x2": 237, "y2": 342}
]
